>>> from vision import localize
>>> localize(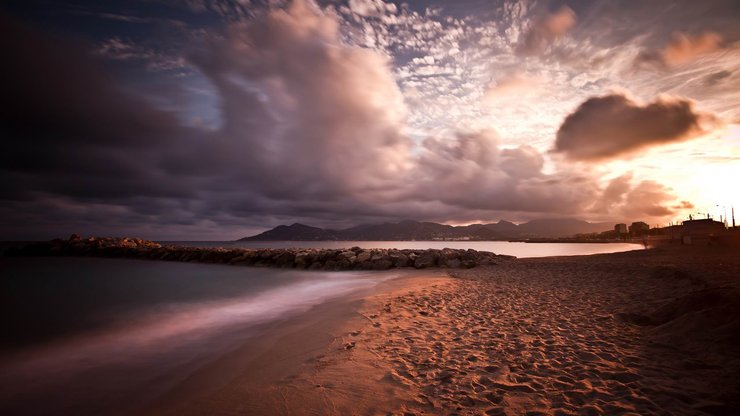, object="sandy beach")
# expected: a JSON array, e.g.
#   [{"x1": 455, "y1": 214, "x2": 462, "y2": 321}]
[{"x1": 128, "y1": 245, "x2": 739, "y2": 415}]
